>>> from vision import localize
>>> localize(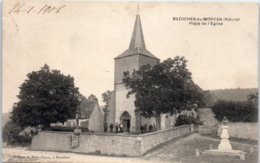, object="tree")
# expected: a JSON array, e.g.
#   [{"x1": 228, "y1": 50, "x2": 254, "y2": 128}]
[
  {"x1": 102, "y1": 90, "x2": 113, "y2": 108},
  {"x1": 247, "y1": 92, "x2": 258, "y2": 107},
  {"x1": 123, "y1": 56, "x2": 204, "y2": 129},
  {"x1": 212, "y1": 100, "x2": 257, "y2": 122},
  {"x1": 88, "y1": 94, "x2": 98, "y2": 102},
  {"x1": 77, "y1": 93, "x2": 89, "y2": 115},
  {"x1": 78, "y1": 93, "x2": 88, "y2": 103},
  {"x1": 11, "y1": 64, "x2": 80, "y2": 129},
  {"x1": 201, "y1": 90, "x2": 216, "y2": 107},
  {"x1": 102, "y1": 90, "x2": 113, "y2": 125}
]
